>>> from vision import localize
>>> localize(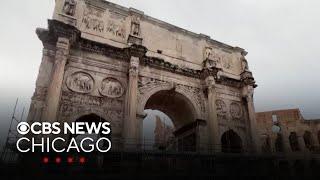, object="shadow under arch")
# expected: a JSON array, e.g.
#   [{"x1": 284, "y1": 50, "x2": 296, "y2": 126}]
[{"x1": 221, "y1": 129, "x2": 243, "y2": 153}]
